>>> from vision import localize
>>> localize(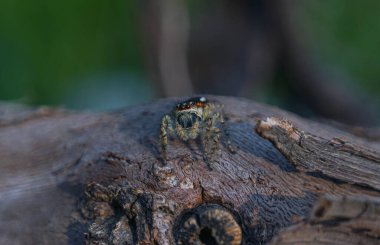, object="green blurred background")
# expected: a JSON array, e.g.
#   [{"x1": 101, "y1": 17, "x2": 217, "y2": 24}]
[
  {"x1": 304, "y1": 1, "x2": 380, "y2": 94},
  {"x1": 0, "y1": 0, "x2": 379, "y2": 125},
  {"x1": 0, "y1": 0, "x2": 149, "y2": 109}
]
